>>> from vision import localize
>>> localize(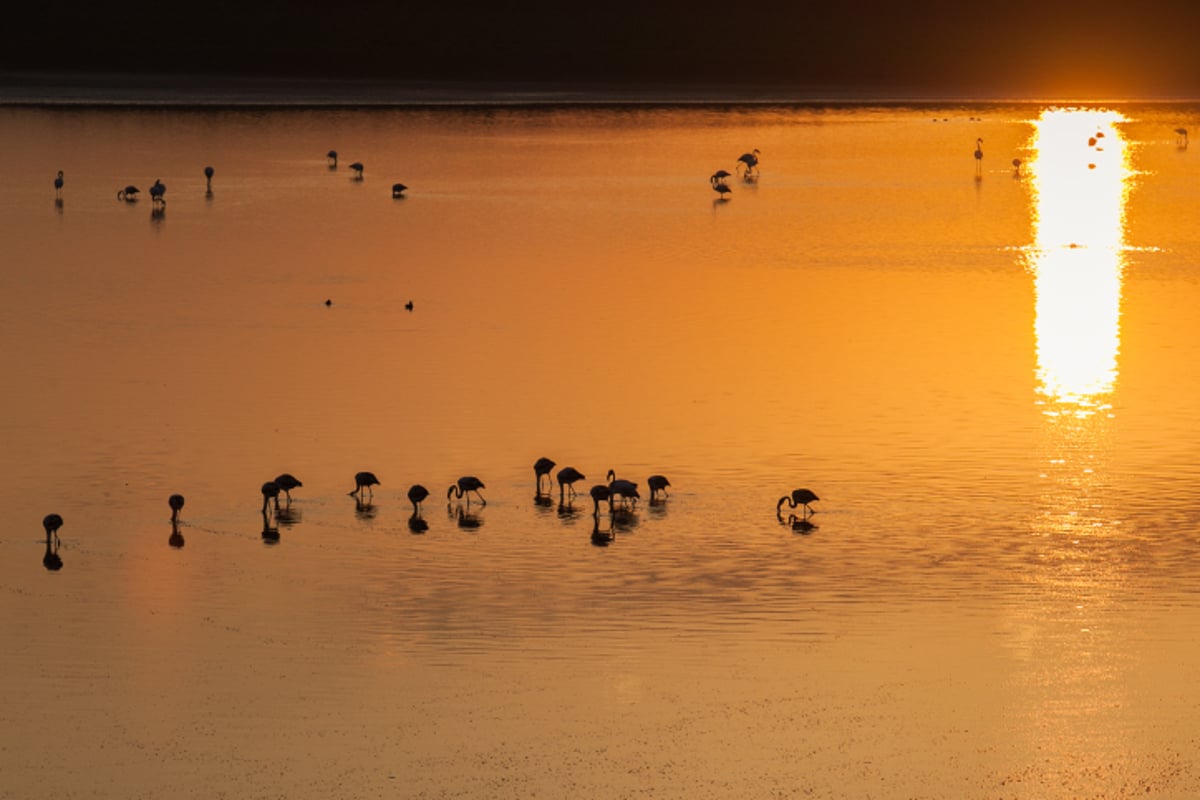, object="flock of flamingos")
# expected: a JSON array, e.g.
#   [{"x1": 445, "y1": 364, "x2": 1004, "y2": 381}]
[{"x1": 37, "y1": 456, "x2": 821, "y2": 569}]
